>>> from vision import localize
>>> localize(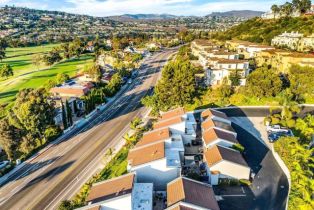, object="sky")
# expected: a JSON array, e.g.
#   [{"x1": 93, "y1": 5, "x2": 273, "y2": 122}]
[{"x1": 0, "y1": 0, "x2": 308, "y2": 17}]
